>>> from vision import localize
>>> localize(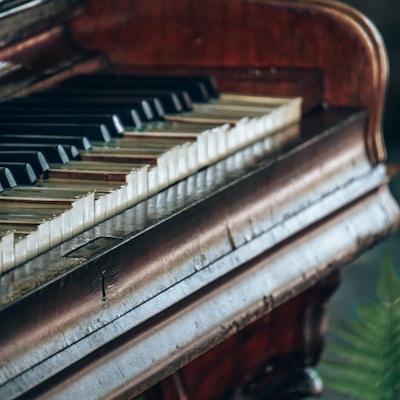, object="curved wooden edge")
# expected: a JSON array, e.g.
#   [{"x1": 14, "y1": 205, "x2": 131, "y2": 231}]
[
  {"x1": 238, "y1": 0, "x2": 388, "y2": 164},
  {"x1": 279, "y1": 0, "x2": 389, "y2": 164},
  {"x1": 69, "y1": 0, "x2": 389, "y2": 165}
]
